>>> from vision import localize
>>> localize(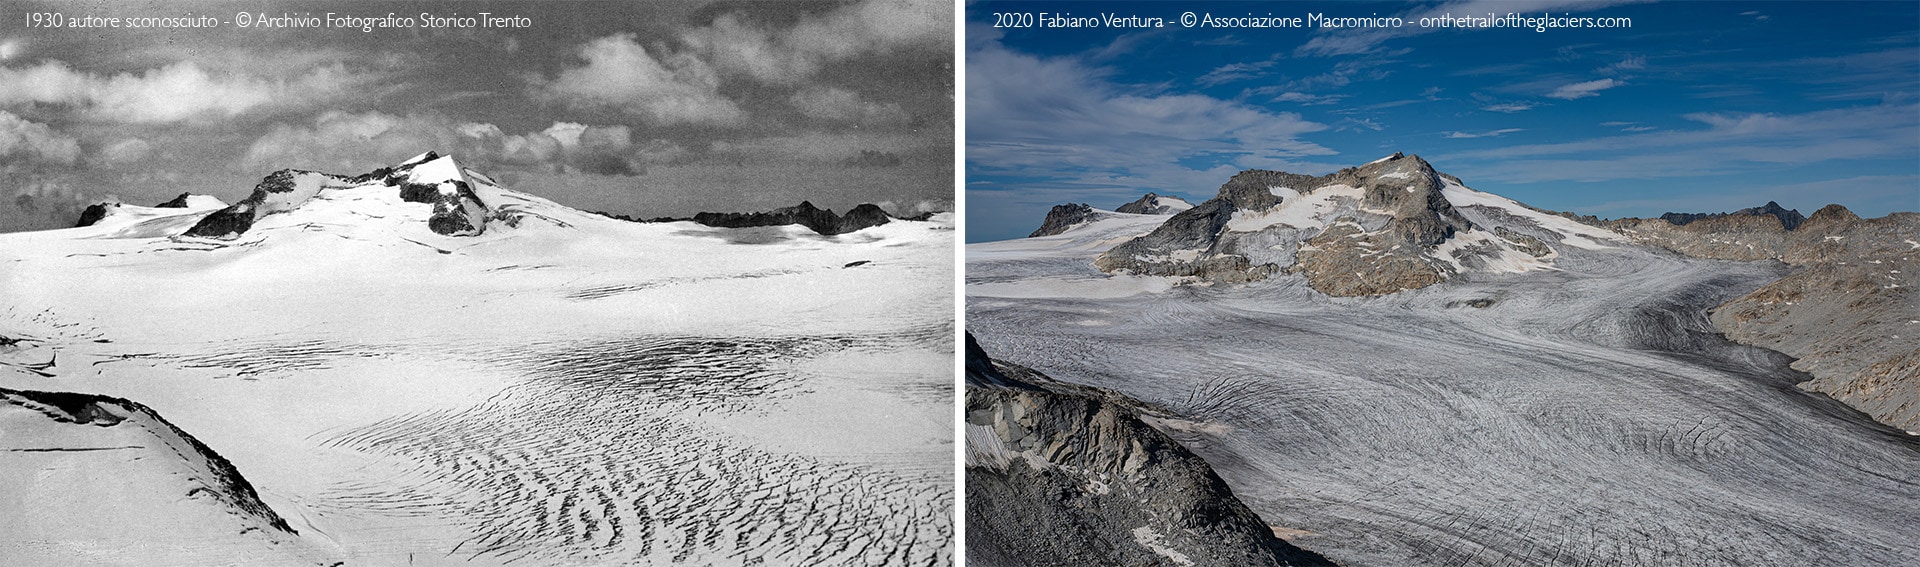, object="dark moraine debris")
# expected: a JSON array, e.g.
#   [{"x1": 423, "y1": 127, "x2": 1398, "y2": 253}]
[{"x1": 965, "y1": 333, "x2": 1336, "y2": 567}]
